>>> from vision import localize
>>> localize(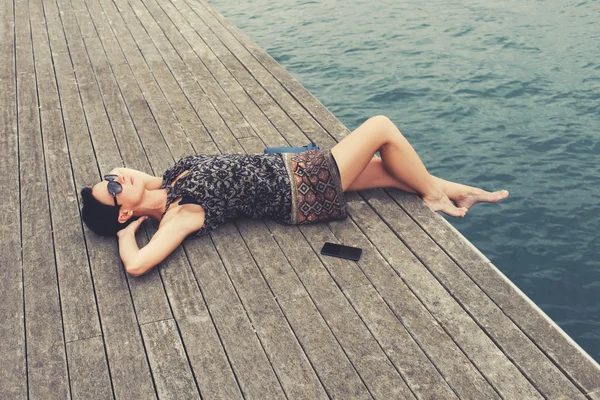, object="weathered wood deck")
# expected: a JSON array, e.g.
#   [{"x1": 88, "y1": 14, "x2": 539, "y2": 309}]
[{"x1": 1, "y1": 0, "x2": 599, "y2": 397}]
